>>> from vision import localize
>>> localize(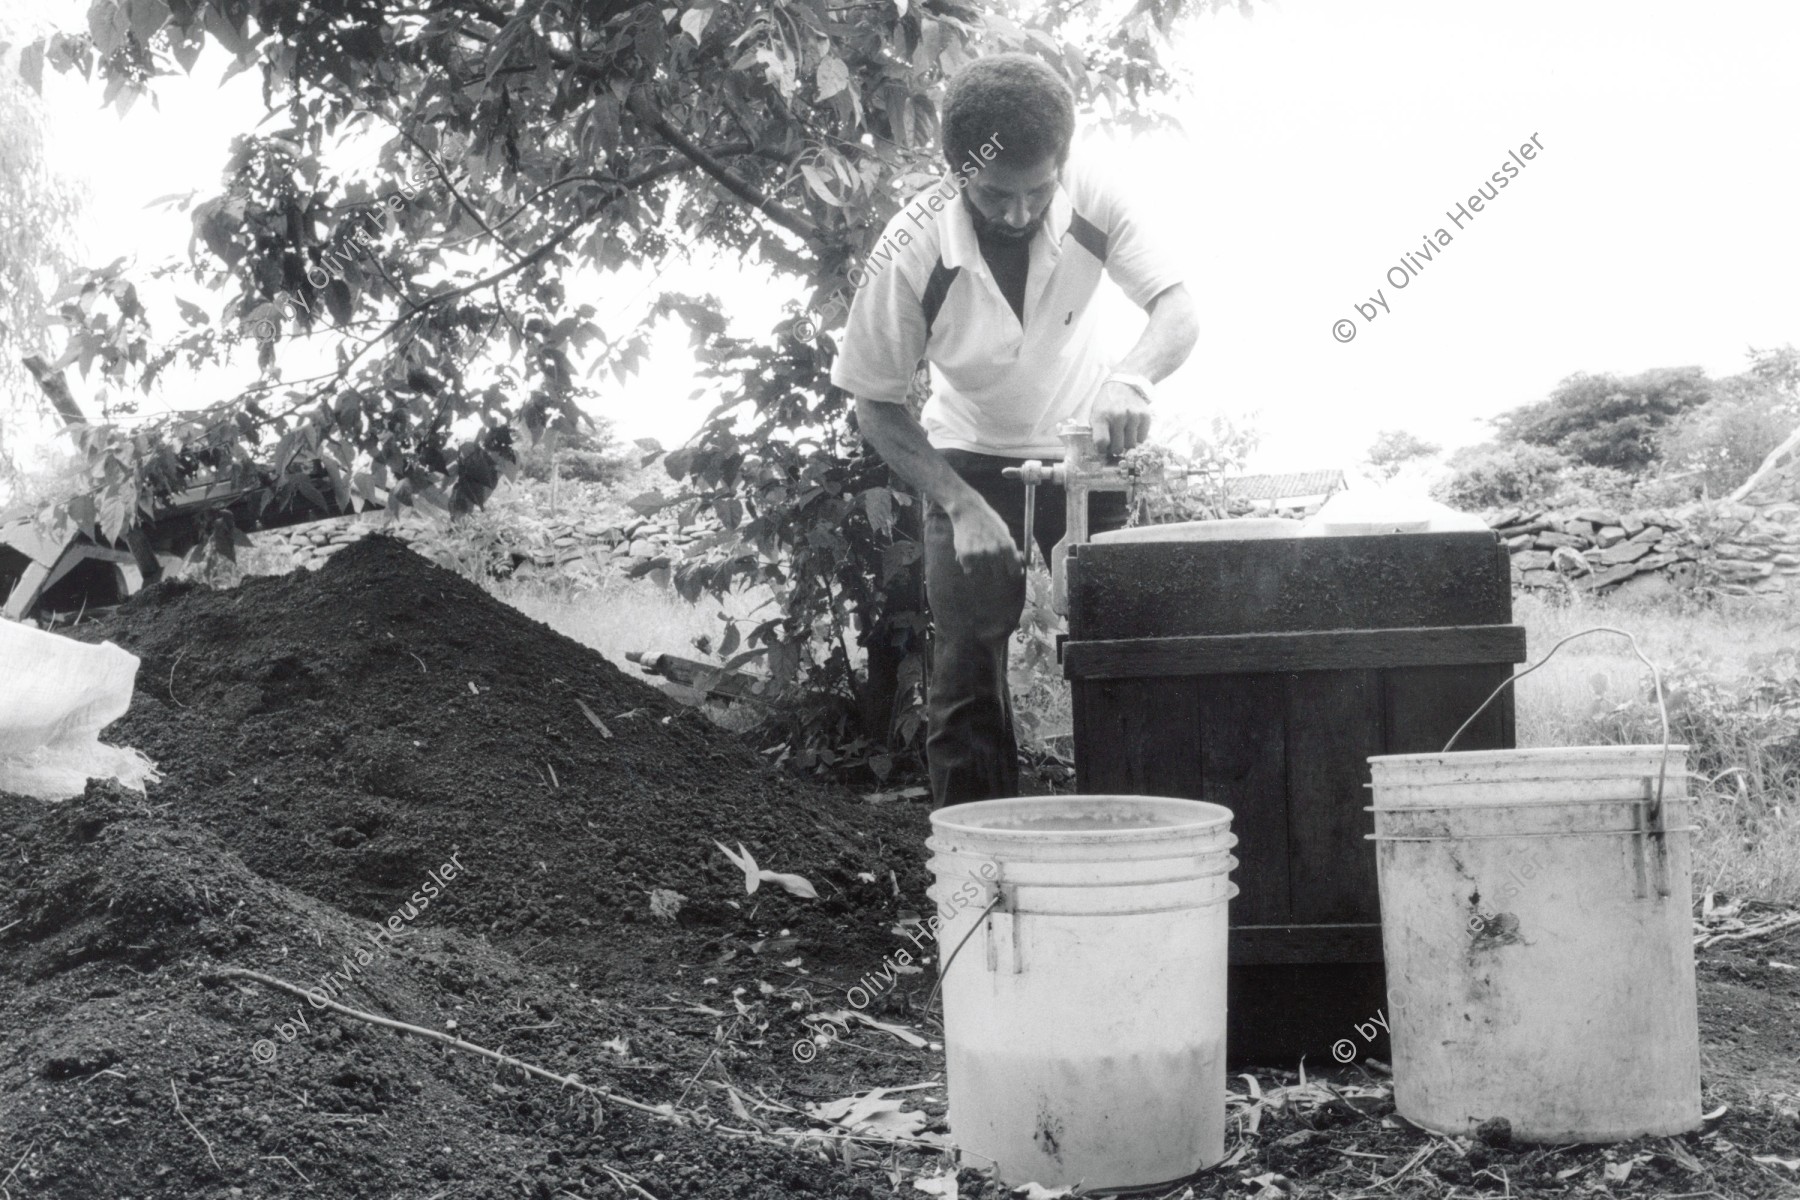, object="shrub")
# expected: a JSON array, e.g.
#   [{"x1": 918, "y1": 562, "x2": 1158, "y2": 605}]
[
  {"x1": 1121, "y1": 416, "x2": 1261, "y2": 524},
  {"x1": 1364, "y1": 429, "x2": 1442, "y2": 481},
  {"x1": 1434, "y1": 441, "x2": 1645, "y2": 512},
  {"x1": 1433, "y1": 442, "x2": 1576, "y2": 510},
  {"x1": 396, "y1": 477, "x2": 557, "y2": 580},
  {"x1": 1493, "y1": 366, "x2": 1714, "y2": 472},
  {"x1": 1009, "y1": 566, "x2": 1069, "y2": 757},
  {"x1": 515, "y1": 418, "x2": 634, "y2": 487},
  {"x1": 1657, "y1": 372, "x2": 1800, "y2": 498},
  {"x1": 1553, "y1": 462, "x2": 1639, "y2": 509},
  {"x1": 1624, "y1": 469, "x2": 1707, "y2": 510}
]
